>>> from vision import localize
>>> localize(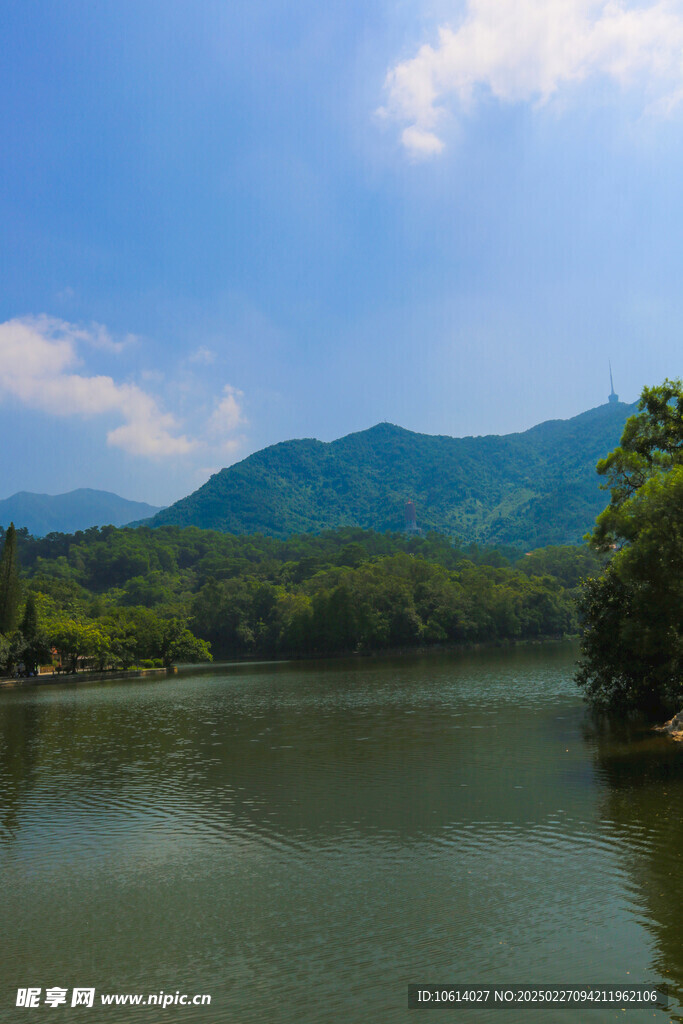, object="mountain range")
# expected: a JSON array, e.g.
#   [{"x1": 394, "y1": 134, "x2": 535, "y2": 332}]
[
  {"x1": 0, "y1": 489, "x2": 163, "y2": 537},
  {"x1": 143, "y1": 401, "x2": 635, "y2": 549}
]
